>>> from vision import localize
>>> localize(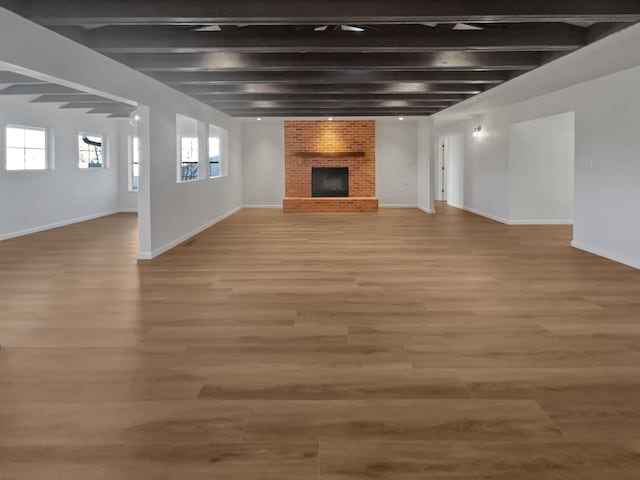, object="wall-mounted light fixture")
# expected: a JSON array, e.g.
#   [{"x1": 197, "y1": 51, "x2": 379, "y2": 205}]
[
  {"x1": 328, "y1": 117, "x2": 334, "y2": 121},
  {"x1": 398, "y1": 117, "x2": 405, "y2": 121},
  {"x1": 256, "y1": 117, "x2": 262, "y2": 121},
  {"x1": 472, "y1": 125, "x2": 483, "y2": 138},
  {"x1": 129, "y1": 110, "x2": 140, "y2": 127}
]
